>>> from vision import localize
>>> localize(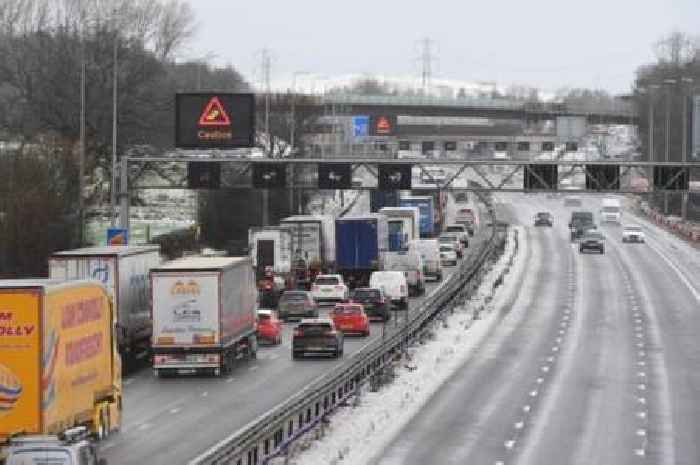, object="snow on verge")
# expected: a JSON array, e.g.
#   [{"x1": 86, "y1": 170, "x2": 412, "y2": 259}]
[{"x1": 288, "y1": 226, "x2": 528, "y2": 465}]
